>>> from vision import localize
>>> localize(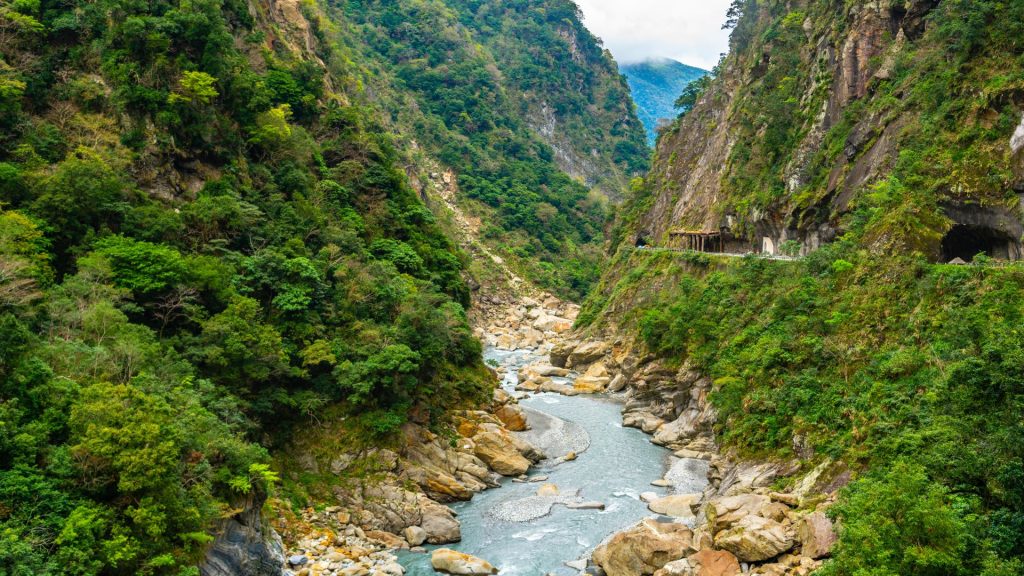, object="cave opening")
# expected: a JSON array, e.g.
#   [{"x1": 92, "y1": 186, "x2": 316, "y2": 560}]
[
  {"x1": 940, "y1": 224, "x2": 1015, "y2": 262},
  {"x1": 635, "y1": 235, "x2": 647, "y2": 248},
  {"x1": 889, "y1": 4, "x2": 907, "y2": 37}
]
